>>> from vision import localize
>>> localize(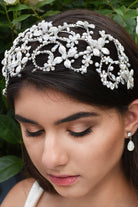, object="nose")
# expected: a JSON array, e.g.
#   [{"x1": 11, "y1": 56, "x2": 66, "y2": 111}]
[{"x1": 41, "y1": 132, "x2": 69, "y2": 170}]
